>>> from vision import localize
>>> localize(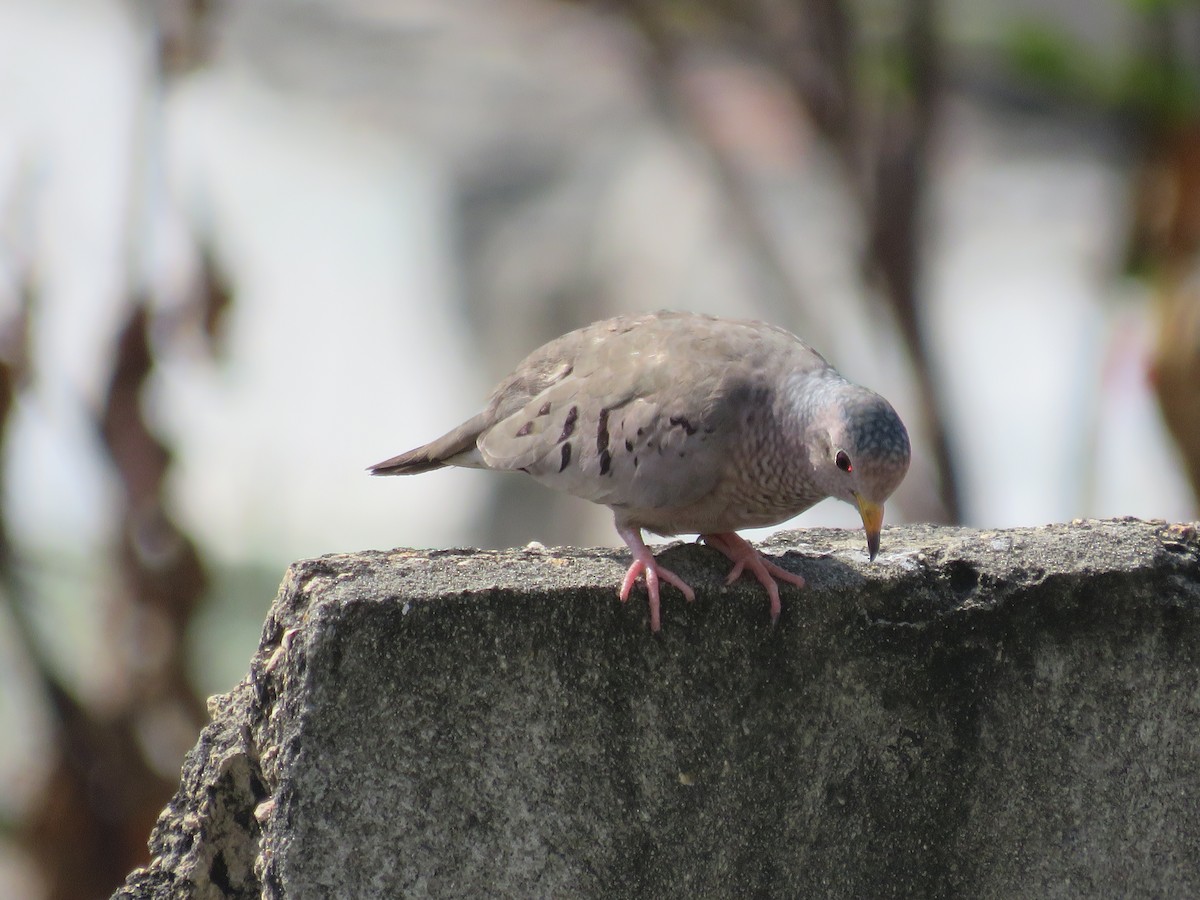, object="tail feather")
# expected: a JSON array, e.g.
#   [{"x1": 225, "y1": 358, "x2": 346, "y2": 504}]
[{"x1": 368, "y1": 413, "x2": 489, "y2": 476}]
